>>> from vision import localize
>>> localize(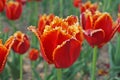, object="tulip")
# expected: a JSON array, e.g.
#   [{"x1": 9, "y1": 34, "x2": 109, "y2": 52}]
[
  {"x1": 28, "y1": 15, "x2": 83, "y2": 68},
  {"x1": 0, "y1": 36, "x2": 14, "y2": 73},
  {"x1": 5, "y1": 1, "x2": 22, "y2": 20},
  {"x1": 12, "y1": 31, "x2": 30, "y2": 54},
  {"x1": 29, "y1": 48, "x2": 39, "y2": 61},
  {"x1": 80, "y1": 1, "x2": 98, "y2": 14},
  {"x1": 73, "y1": 0, "x2": 81, "y2": 8},
  {"x1": 80, "y1": 10, "x2": 120, "y2": 48},
  {"x1": 0, "y1": 0, "x2": 6, "y2": 12}
]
